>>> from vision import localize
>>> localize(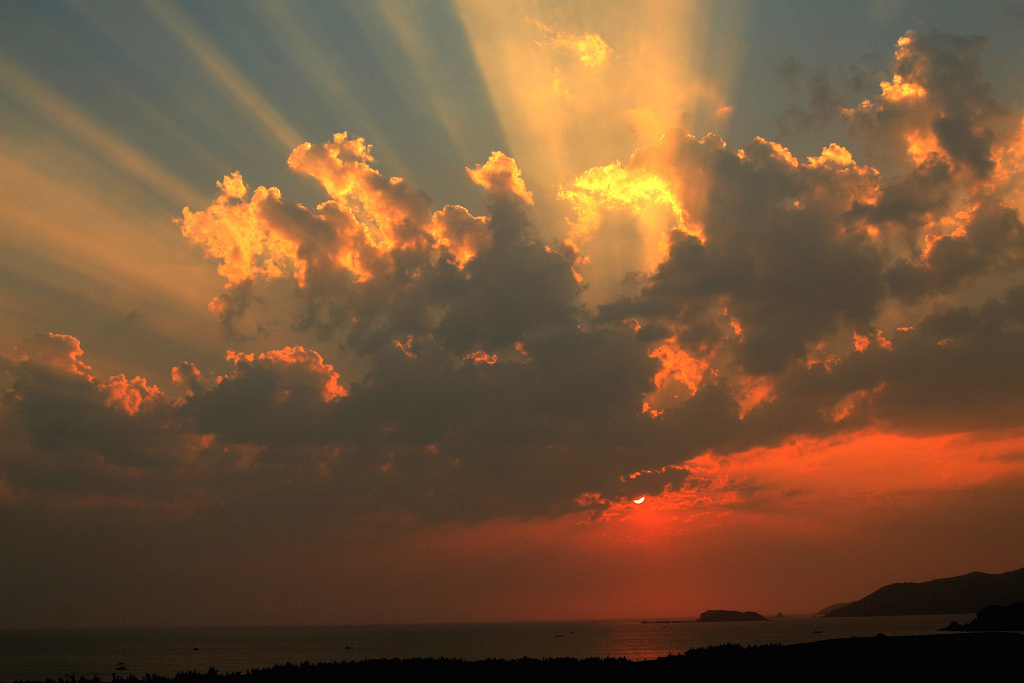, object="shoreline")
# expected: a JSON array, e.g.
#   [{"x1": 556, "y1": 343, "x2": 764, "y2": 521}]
[{"x1": 11, "y1": 632, "x2": 1023, "y2": 682}]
